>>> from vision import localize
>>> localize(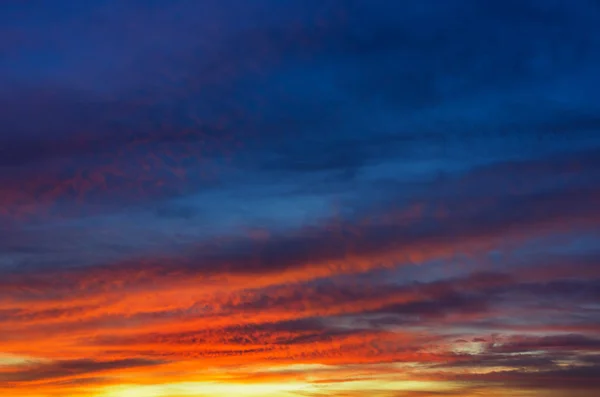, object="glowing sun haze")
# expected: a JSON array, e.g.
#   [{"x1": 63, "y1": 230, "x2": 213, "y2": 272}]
[{"x1": 1, "y1": 1, "x2": 600, "y2": 396}]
